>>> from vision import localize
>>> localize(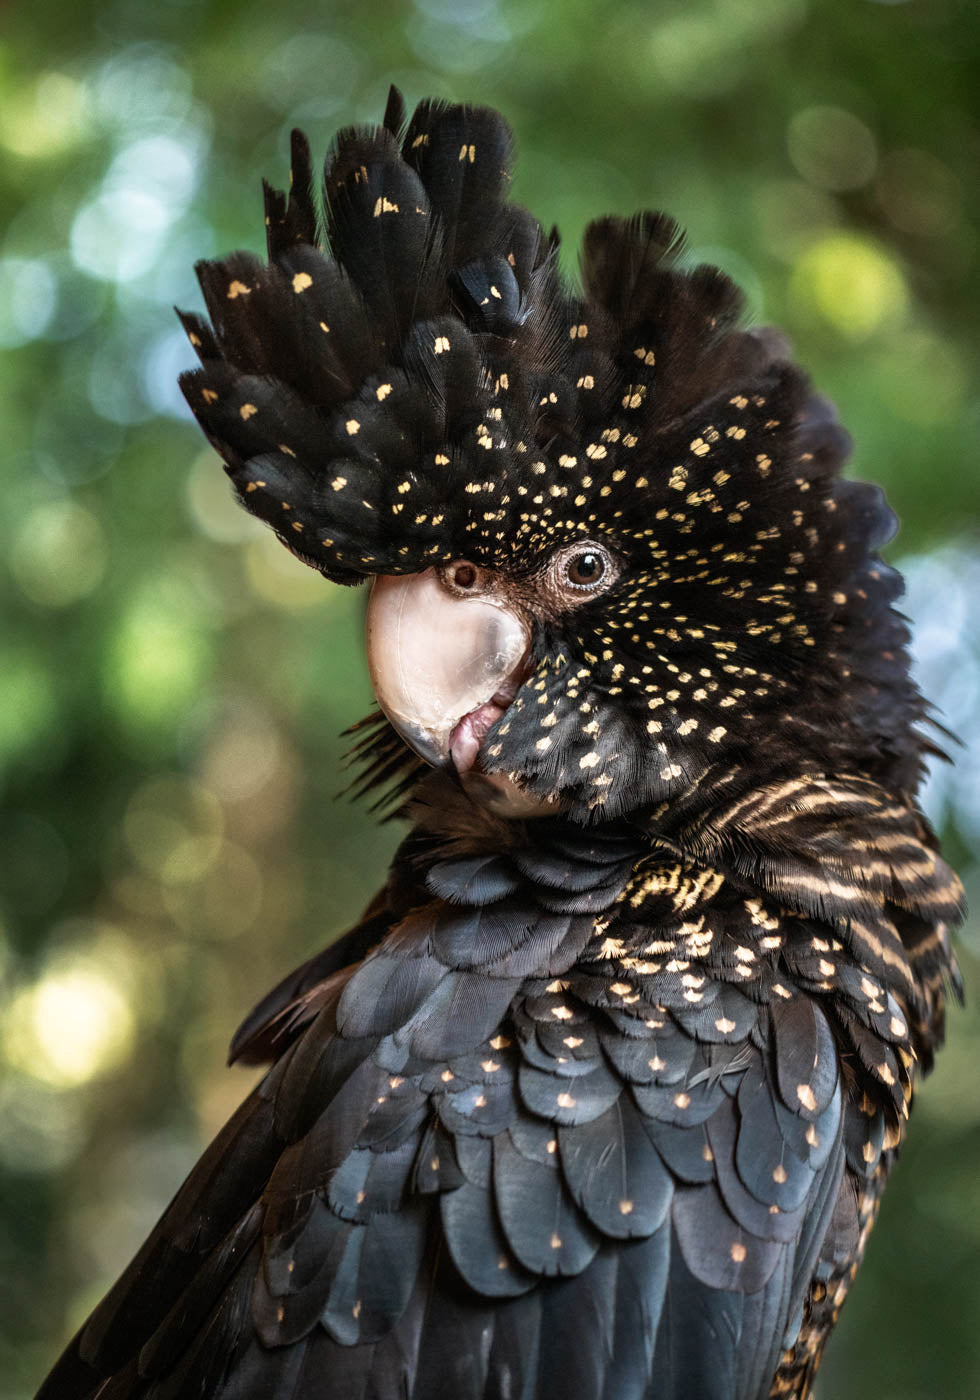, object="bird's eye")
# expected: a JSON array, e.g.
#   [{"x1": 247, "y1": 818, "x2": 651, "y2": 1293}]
[
  {"x1": 566, "y1": 550, "x2": 606, "y2": 588},
  {"x1": 547, "y1": 540, "x2": 618, "y2": 606}
]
